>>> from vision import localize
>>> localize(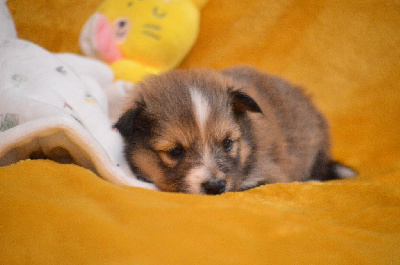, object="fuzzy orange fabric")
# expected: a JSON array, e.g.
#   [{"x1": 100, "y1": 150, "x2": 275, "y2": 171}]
[
  {"x1": 2, "y1": 0, "x2": 400, "y2": 264},
  {"x1": 1, "y1": 159, "x2": 400, "y2": 264}
]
